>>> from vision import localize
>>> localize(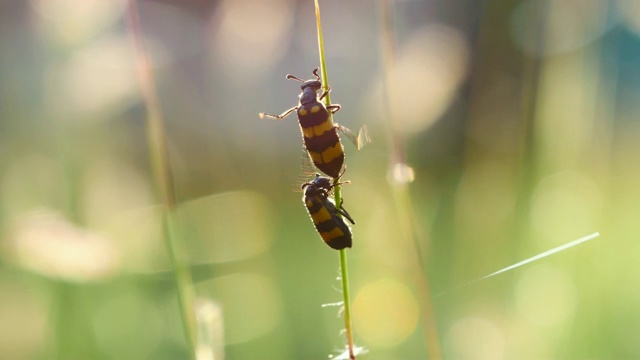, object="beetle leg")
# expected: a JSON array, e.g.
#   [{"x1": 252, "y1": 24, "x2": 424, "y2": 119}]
[
  {"x1": 326, "y1": 104, "x2": 341, "y2": 114},
  {"x1": 259, "y1": 106, "x2": 298, "y2": 120},
  {"x1": 333, "y1": 180, "x2": 351, "y2": 188},
  {"x1": 331, "y1": 167, "x2": 351, "y2": 187},
  {"x1": 318, "y1": 86, "x2": 333, "y2": 101},
  {"x1": 336, "y1": 203, "x2": 355, "y2": 225}
]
